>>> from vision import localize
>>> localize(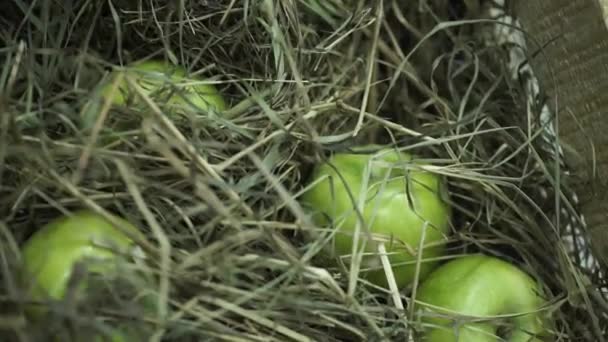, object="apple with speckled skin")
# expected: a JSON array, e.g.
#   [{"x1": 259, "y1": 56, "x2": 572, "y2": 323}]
[
  {"x1": 415, "y1": 254, "x2": 551, "y2": 342},
  {"x1": 301, "y1": 145, "x2": 451, "y2": 288}
]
